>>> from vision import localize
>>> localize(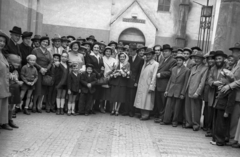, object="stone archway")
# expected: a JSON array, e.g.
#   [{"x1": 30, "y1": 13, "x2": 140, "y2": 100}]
[{"x1": 118, "y1": 28, "x2": 145, "y2": 46}]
